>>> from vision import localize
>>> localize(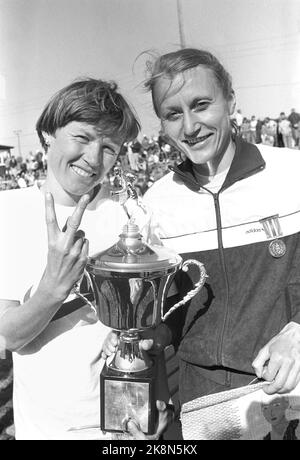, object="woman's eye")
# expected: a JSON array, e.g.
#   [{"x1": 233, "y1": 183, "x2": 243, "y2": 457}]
[
  {"x1": 75, "y1": 135, "x2": 89, "y2": 142},
  {"x1": 194, "y1": 101, "x2": 209, "y2": 111},
  {"x1": 104, "y1": 147, "x2": 117, "y2": 157},
  {"x1": 165, "y1": 112, "x2": 181, "y2": 121}
]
